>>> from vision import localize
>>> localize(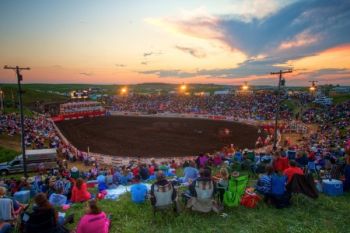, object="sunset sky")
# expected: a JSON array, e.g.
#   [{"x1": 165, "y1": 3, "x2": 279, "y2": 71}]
[{"x1": 0, "y1": 0, "x2": 350, "y2": 85}]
